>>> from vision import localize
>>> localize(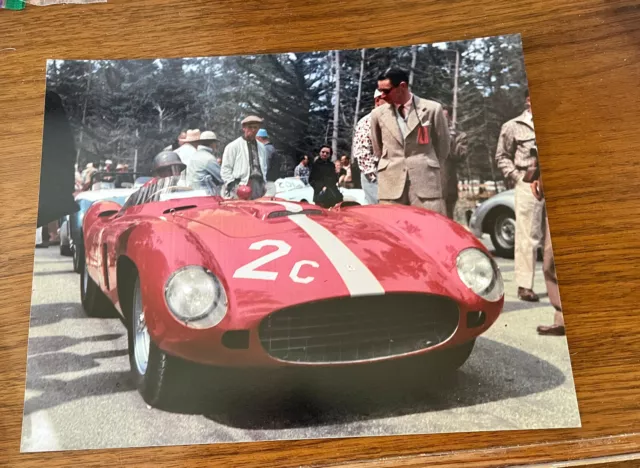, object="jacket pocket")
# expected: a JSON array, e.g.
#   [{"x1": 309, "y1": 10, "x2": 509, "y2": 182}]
[
  {"x1": 377, "y1": 150, "x2": 389, "y2": 171},
  {"x1": 426, "y1": 158, "x2": 440, "y2": 169}
]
